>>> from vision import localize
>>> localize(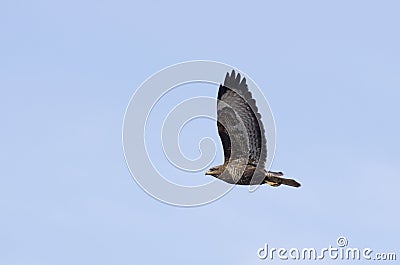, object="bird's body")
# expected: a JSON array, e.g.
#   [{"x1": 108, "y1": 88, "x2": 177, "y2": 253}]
[{"x1": 206, "y1": 70, "x2": 301, "y2": 188}]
